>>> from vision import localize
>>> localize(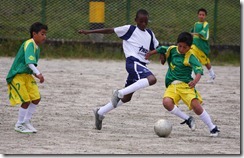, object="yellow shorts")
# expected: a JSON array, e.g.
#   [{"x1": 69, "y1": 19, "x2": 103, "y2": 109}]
[
  {"x1": 8, "y1": 74, "x2": 40, "y2": 106},
  {"x1": 163, "y1": 82, "x2": 203, "y2": 110},
  {"x1": 191, "y1": 45, "x2": 210, "y2": 65}
]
